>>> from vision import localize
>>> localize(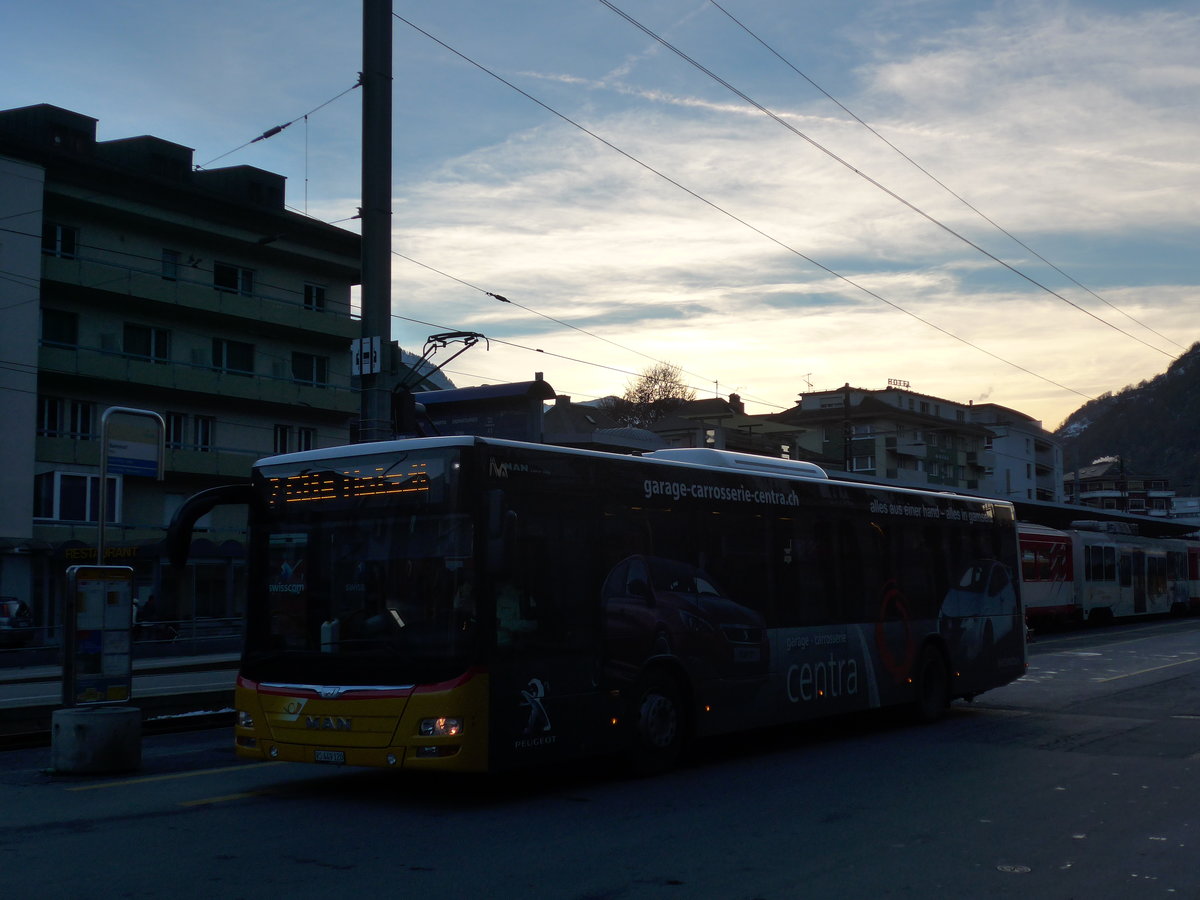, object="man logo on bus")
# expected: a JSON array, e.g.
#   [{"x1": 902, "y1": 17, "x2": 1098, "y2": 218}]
[
  {"x1": 521, "y1": 678, "x2": 551, "y2": 734},
  {"x1": 305, "y1": 715, "x2": 352, "y2": 731}
]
